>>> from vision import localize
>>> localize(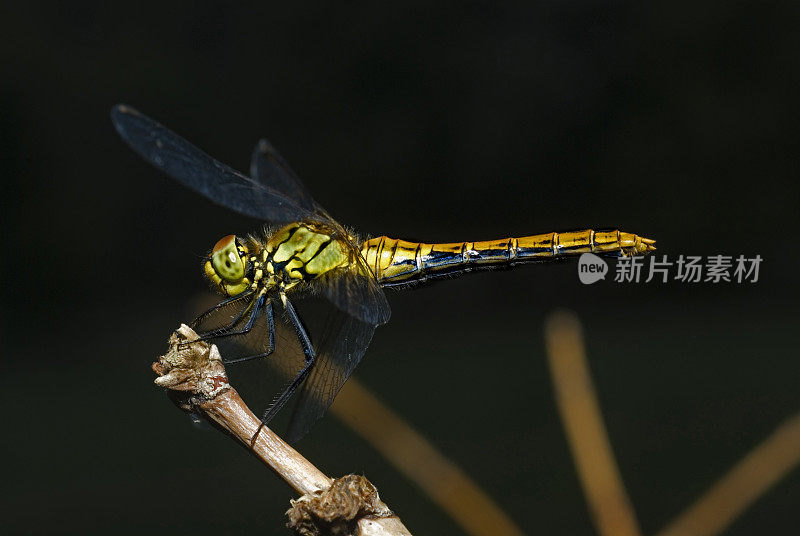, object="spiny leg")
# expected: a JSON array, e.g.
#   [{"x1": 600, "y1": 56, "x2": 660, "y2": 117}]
[
  {"x1": 190, "y1": 290, "x2": 254, "y2": 330},
  {"x1": 178, "y1": 291, "x2": 257, "y2": 352},
  {"x1": 253, "y1": 293, "x2": 317, "y2": 439},
  {"x1": 195, "y1": 293, "x2": 265, "y2": 342},
  {"x1": 188, "y1": 290, "x2": 258, "y2": 346},
  {"x1": 282, "y1": 292, "x2": 314, "y2": 359},
  {"x1": 223, "y1": 300, "x2": 277, "y2": 364}
]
